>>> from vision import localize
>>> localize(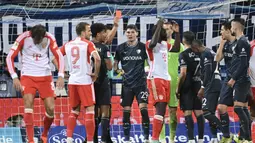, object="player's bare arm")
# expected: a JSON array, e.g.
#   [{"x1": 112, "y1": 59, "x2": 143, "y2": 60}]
[
  {"x1": 149, "y1": 19, "x2": 164, "y2": 49},
  {"x1": 90, "y1": 51, "x2": 101, "y2": 82},
  {"x1": 105, "y1": 58, "x2": 113, "y2": 70},
  {"x1": 215, "y1": 38, "x2": 226, "y2": 62},
  {"x1": 105, "y1": 16, "x2": 120, "y2": 45},
  {"x1": 176, "y1": 66, "x2": 187, "y2": 99},
  {"x1": 169, "y1": 21, "x2": 181, "y2": 53}
]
